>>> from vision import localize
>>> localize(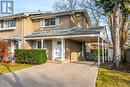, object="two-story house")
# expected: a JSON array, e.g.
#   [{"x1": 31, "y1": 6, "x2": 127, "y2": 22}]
[{"x1": 0, "y1": 10, "x2": 108, "y2": 65}]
